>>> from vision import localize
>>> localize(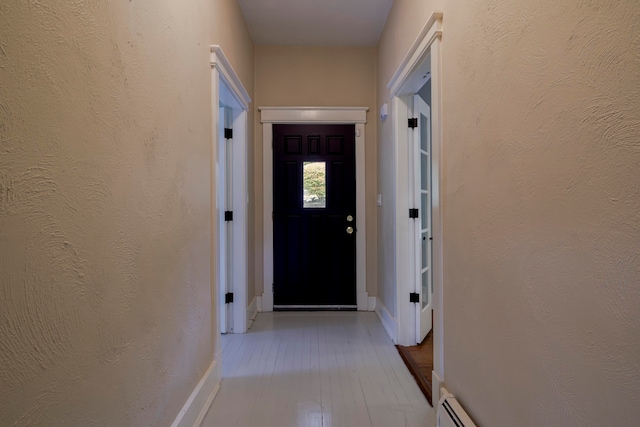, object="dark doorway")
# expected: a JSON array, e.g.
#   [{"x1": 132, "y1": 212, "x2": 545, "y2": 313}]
[{"x1": 273, "y1": 124, "x2": 356, "y2": 308}]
